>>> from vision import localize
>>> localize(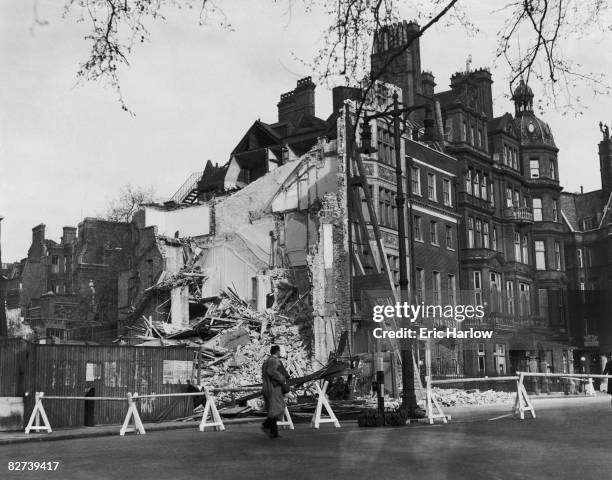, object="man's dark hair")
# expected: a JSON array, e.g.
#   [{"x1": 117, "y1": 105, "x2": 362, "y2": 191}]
[{"x1": 270, "y1": 345, "x2": 281, "y2": 355}]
